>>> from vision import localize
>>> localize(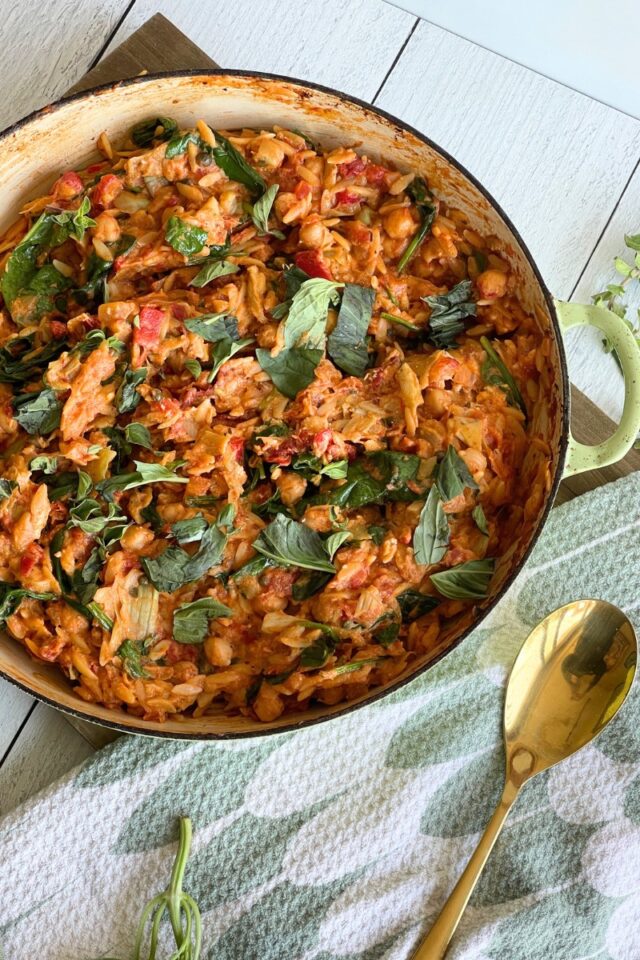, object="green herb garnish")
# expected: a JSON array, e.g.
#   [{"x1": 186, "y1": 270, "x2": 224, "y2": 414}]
[
  {"x1": 397, "y1": 177, "x2": 436, "y2": 274},
  {"x1": 436, "y1": 445, "x2": 479, "y2": 502},
  {"x1": 253, "y1": 514, "x2": 335, "y2": 573},
  {"x1": 327, "y1": 283, "x2": 375, "y2": 377},
  {"x1": 165, "y1": 217, "x2": 208, "y2": 257},
  {"x1": 480, "y1": 336, "x2": 526, "y2": 416},
  {"x1": 413, "y1": 485, "x2": 449, "y2": 565},
  {"x1": 431, "y1": 558, "x2": 495, "y2": 599},
  {"x1": 173, "y1": 597, "x2": 233, "y2": 644}
]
